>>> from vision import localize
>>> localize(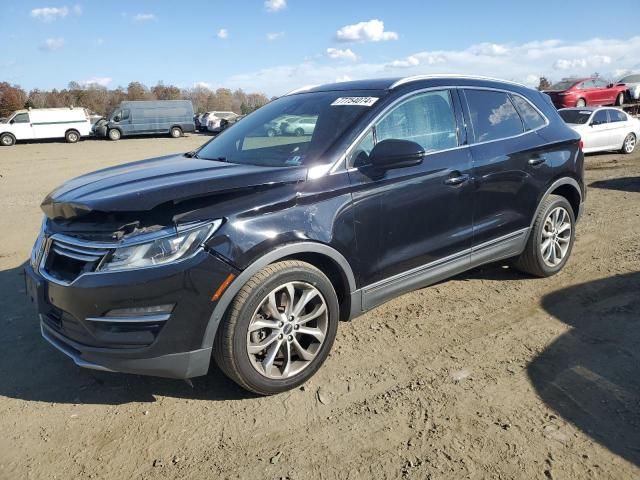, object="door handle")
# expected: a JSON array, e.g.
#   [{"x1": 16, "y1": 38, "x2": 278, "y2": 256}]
[
  {"x1": 444, "y1": 173, "x2": 470, "y2": 186},
  {"x1": 528, "y1": 156, "x2": 547, "y2": 166}
]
